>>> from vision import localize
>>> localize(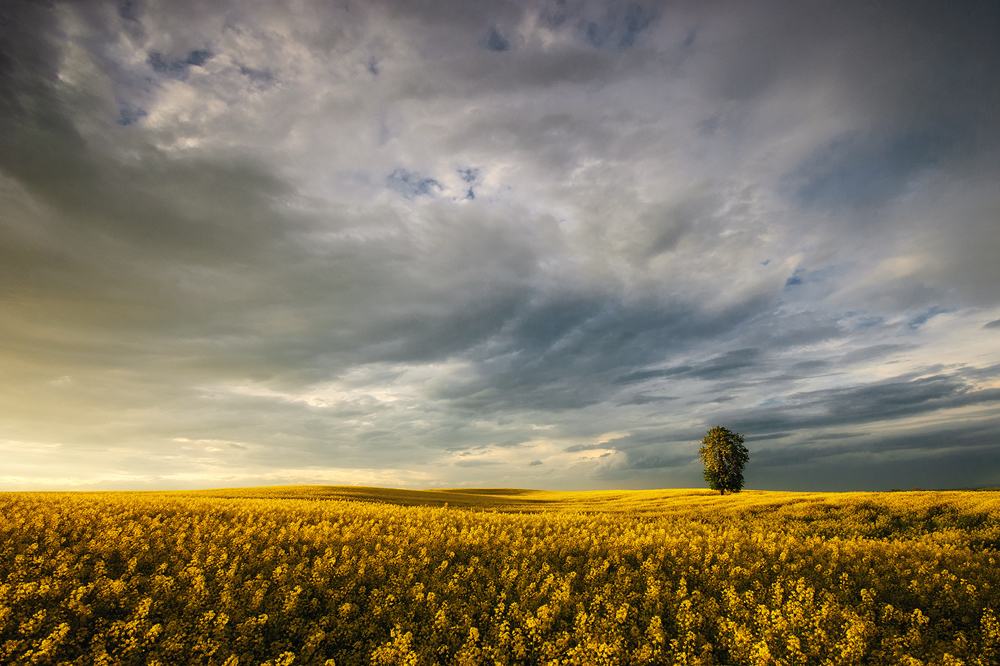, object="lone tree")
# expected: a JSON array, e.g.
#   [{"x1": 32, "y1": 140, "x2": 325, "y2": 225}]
[{"x1": 699, "y1": 426, "x2": 749, "y2": 495}]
